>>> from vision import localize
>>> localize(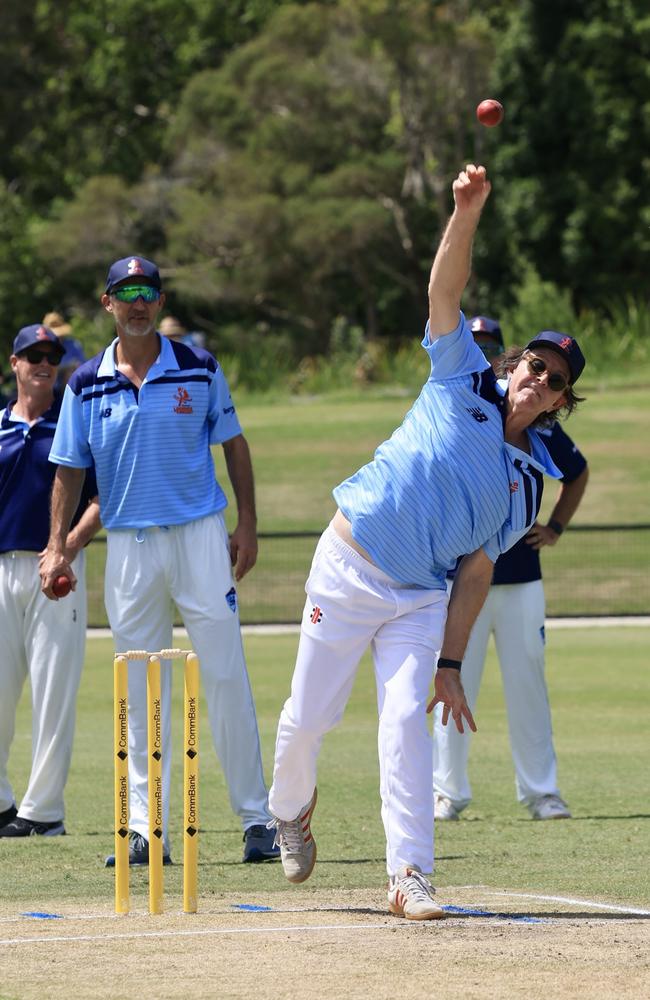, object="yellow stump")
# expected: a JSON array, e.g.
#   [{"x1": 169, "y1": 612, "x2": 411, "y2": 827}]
[
  {"x1": 183, "y1": 653, "x2": 200, "y2": 913},
  {"x1": 147, "y1": 655, "x2": 164, "y2": 915},
  {"x1": 114, "y1": 655, "x2": 130, "y2": 915}
]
